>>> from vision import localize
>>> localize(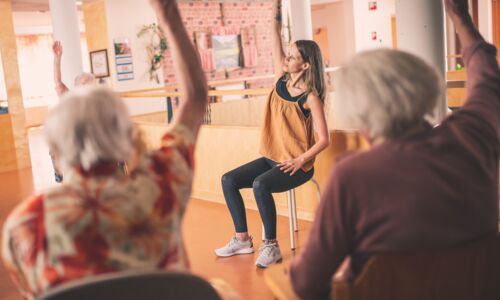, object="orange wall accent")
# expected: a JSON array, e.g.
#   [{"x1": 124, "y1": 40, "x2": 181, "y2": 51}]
[{"x1": 493, "y1": 0, "x2": 500, "y2": 60}]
